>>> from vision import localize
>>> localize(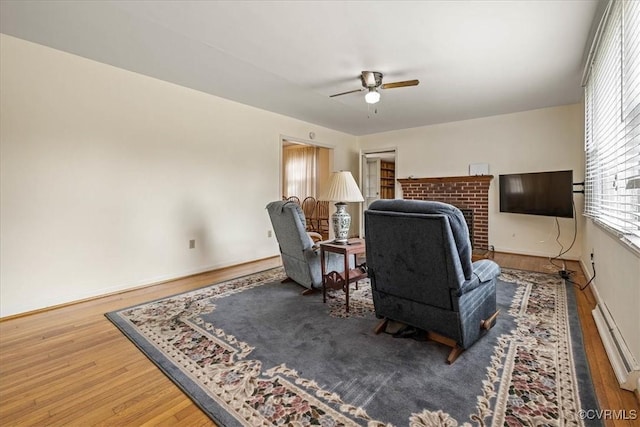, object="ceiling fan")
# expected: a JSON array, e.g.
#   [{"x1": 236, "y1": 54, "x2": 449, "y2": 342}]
[{"x1": 329, "y1": 71, "x2": 419, "y2": 104}]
